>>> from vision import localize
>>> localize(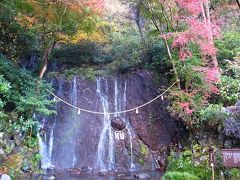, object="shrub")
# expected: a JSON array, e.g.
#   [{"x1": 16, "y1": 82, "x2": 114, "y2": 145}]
[
  {"x1": 229, "y1": 168, "x2": 240, "y2": 180},
  {"x1": 198, "y1": 104, "x2": 227, "y2": 128},
  {"x1": 218, "y1": 76, "x2": 240, "y2": 106},
  {"x1": 216, "y1": 31, "x2": 240, "y2": 63},
  {"x1": 166, "y1": 147, "x2": 211, "y2": 180},
  {"x1": 0, "y1": 54, "x2": 54, "y2": 136},
  {"x1": 163, "y1": 171, "x2": 199, "y2": 180},
  {"x1": 223, "y1": 118, "x2": 240, "y2": 139}
]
